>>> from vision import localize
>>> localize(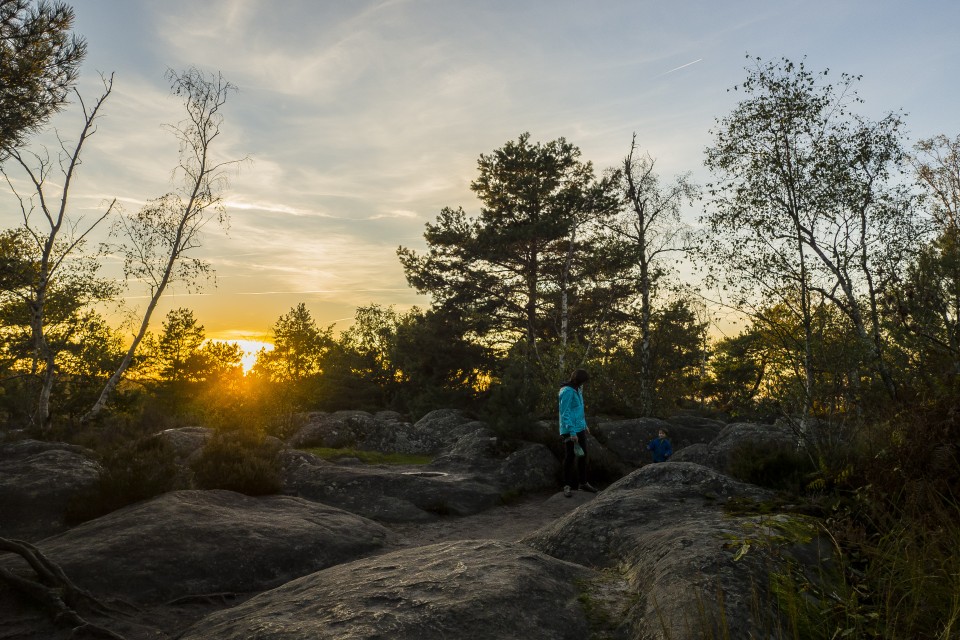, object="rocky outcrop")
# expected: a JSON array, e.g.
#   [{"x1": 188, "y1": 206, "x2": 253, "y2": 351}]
[
  {"x1": 0, "y1": 489, "x2": 392, "y2": 605},
  {"x1": 179, "y1": 539, "x2": 596, "y2": 640},
  {"x1": 282, "y1": 449, "x2": 504, "y2": 522},
  {"x1": 592, "y1": 417, "x2": 671, "y2": 466},
  {"x1": 523, "y1": 462, "x2": 829, "y2": 639},
  {"x1": 0, "y1": 419, "x2": 836, "y2": 640},
  {"x1": 665, "y1": 414, "x2": 727, "y2": 431},
  {"x1": 0, "y1": 440, "x2": 101, "y2": 541},
  {"x1": 154, "y1": 425, "x2": 213, "y2": 462},
  {"x1": 592, "y1": 416, "x2": 722, "y2": 468},
  {"x1": 425, "y1": 425, "x2": 561, "y2": 494},
  {"x1": 284, "y1": 412, "x2": 562, "y2": 520},
  {"x1": 493, "y1": 442, "x2": 562, "y2": 493},
  {"x1": 671, "y1": 421, "x2": 798, "y2": 472},
  {"x1": 288, "y1": 408, "x2": 481, "y2": 455}
]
